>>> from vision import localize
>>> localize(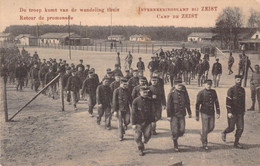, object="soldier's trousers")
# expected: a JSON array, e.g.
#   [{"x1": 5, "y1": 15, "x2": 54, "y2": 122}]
[
  {"x1": 183, "y1": 71, "x2": 191, "y2": 84},
  {"x1": 170, "y1": 75, "x2": 177, "y2": 87},
  {"x1": 47, "y1": 84, "x2": 56, "y2": 98},
  {"x1": 152, "y1": 107, "x2": 162, "y2": 132},
  {"x1": 134, "y1": 122, "x2": 152, "y2": 149},
  {"x1": 33, "y1": 79, "x2": 40, "y2": 91},
  {"x1": 197, "y1": 74, "x2": 205, "y2": 87},
  {"x1": 97, "y1": 106, "x2": 111, "y2": 127},
  {"x1": 223, "y1": 114, "x2": 244, "y2": 138},
  {"x1": 71, "y1": 91, "x2": 80, "y2": 106},
  {"x1": 250, "y1": 86, "x2": 260, "y2": 110},
  {"x1": 118, "y1": 111, "x2": 130, "y2": 138},
  {"x1": 213, "y1": 74, "x2": 221, "y2": 87},
  {"x1": 170, "y1": 116, "x2": 185, "y2": 140},
  {"x1": 86, "y1": 93, "x2": 96, "y2": 114},
  {"x1": 16, "y1": 78, "x2": 24, "y2": 91},
  {"x1": 201, "y1": 113, "x2": 215, "y2": 145}
]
